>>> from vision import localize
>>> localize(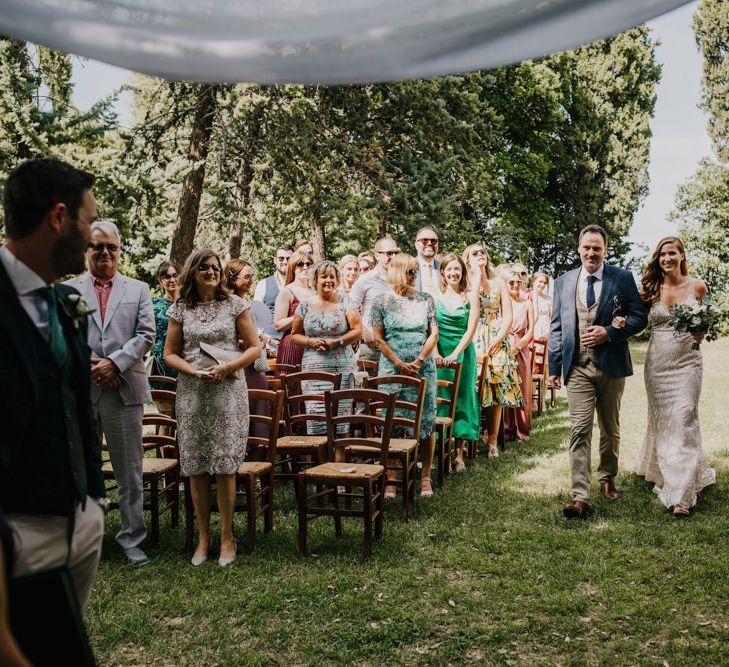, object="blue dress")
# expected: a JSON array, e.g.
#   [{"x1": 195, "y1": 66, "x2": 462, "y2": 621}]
[
  {"x1": 369, "y1": 290, "x2": 437, "y2": 439},
  {"x1": 295, "y1": 298, "x2": 356, "y2": 434},
  {"x1": 151, "y1": 296, "x2": 178, "y2": 384}
]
